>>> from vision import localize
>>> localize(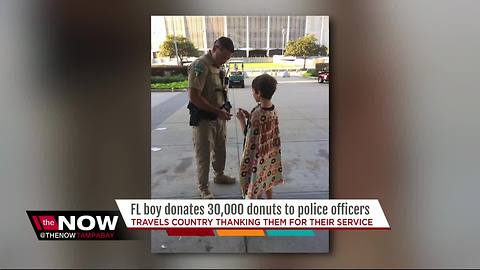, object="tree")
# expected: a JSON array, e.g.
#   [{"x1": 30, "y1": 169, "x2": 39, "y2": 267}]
[
  {"x1": 319, "y1": 45, "x2": 329, "y2": 57},
  {"x1": 159, "y1": 35, "x2": 200, "y2": 65},
  {"x1": 284, "y1": 34, "x2": 327, "y2": 70}
]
